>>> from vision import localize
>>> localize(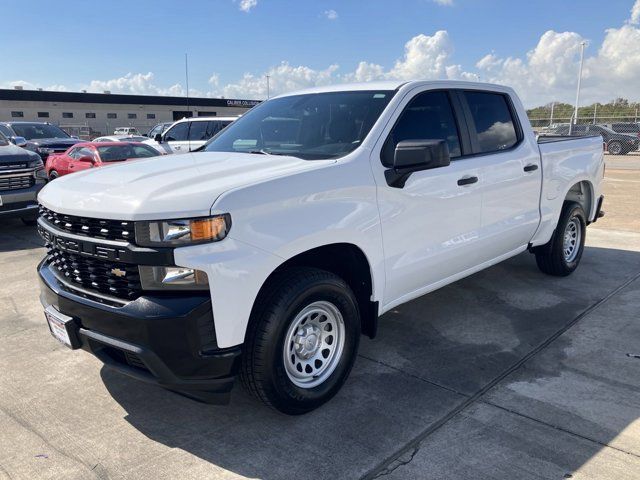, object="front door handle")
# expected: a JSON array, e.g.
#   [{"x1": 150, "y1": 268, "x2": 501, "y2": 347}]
[
  {"x1": 524, "y1": 164, "x2": 539, "y2": 172},
  {"x1": 457, "y1": 176, "x2": 478, "y2": 186}
]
